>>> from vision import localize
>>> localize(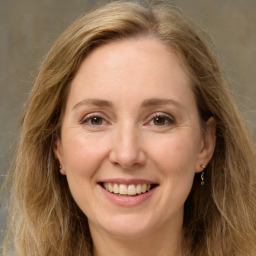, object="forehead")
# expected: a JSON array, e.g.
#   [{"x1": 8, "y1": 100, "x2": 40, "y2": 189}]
[{"x1": 66, "y1": 38, "x2": 195, "y2": 110}]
